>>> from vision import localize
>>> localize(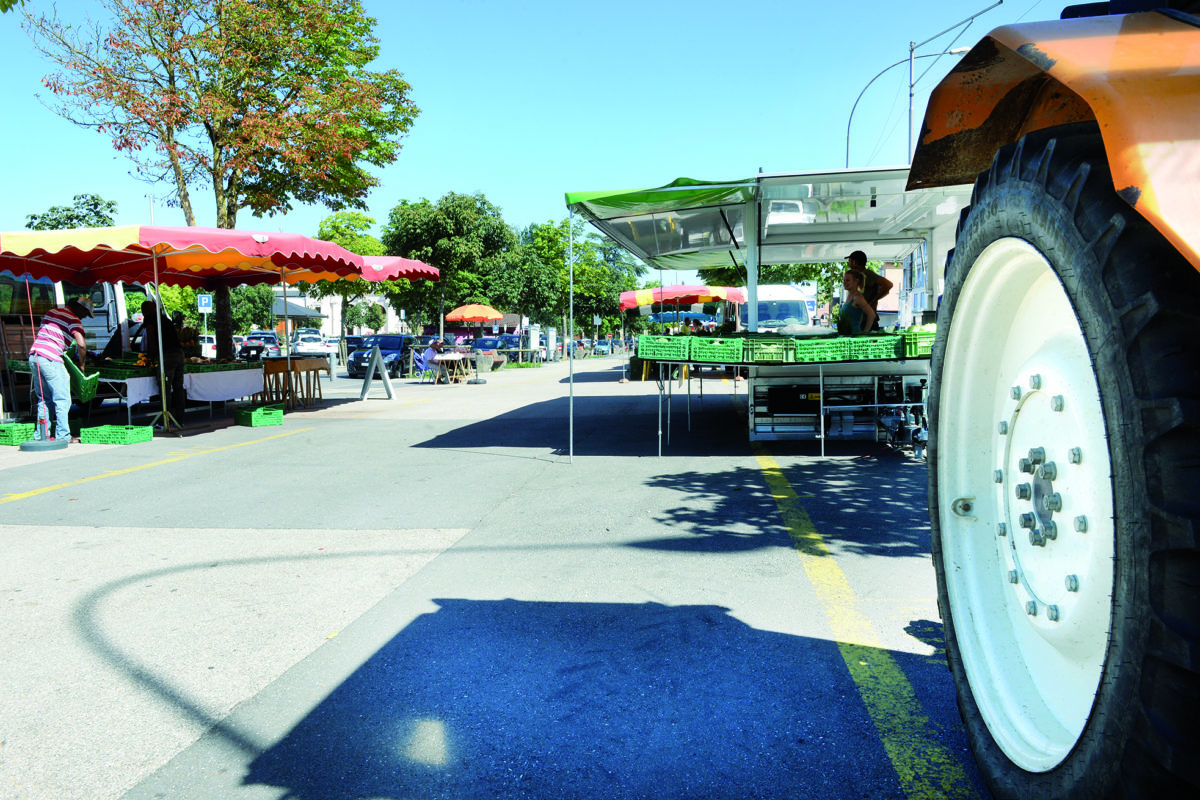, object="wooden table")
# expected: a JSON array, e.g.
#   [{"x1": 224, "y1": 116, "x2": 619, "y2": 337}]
[
  {"x1": 433, "y1": 352, "x2": 469, "y2": 384},
  {"x1": 258, "y1": 357, "x2": 329, "y2": 408}
]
